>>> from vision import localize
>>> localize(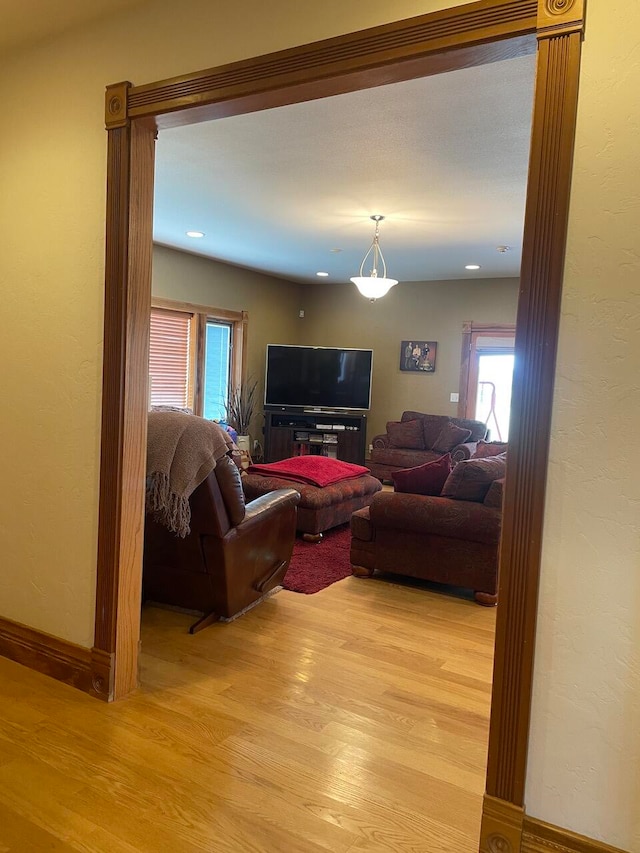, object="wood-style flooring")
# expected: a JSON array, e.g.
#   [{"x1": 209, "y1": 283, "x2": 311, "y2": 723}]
[{"x1": 0, "y1": 576, "x2": 495, "y2": 852}]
